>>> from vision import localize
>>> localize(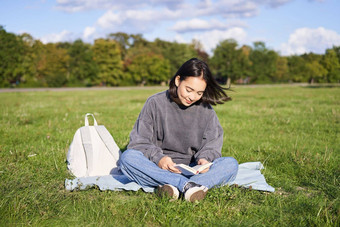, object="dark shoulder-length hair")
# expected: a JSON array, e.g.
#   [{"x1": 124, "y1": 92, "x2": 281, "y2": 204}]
[{"x1": 169, "y1": 58, "x2": 231, "y2": 105}]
